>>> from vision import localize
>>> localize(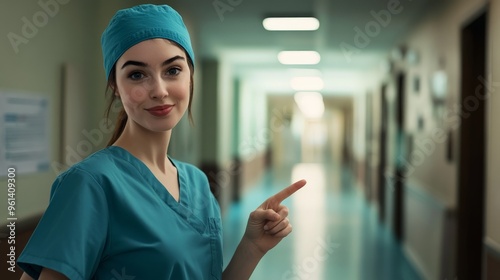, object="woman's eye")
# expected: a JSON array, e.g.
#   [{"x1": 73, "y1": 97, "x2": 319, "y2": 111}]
[
  {"x1": 129, "y1": 72, "x2": 144, "y2": 80},
  {"x1": 167, "y1": 68, "x2": 181, "y2": 76}
]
